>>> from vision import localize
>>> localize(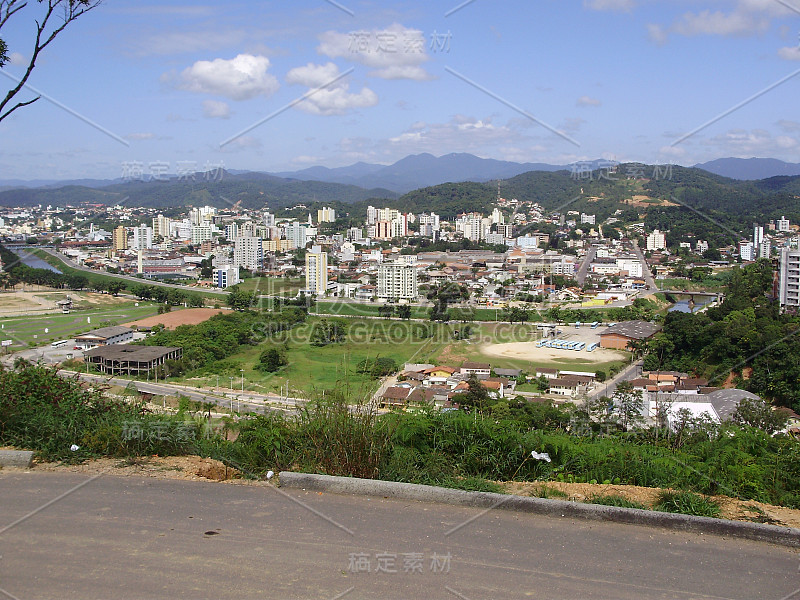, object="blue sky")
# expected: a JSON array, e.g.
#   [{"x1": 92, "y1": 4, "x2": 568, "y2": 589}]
[{"x1": 1, "y1": 0, "x2": 799, "y2": 180}]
